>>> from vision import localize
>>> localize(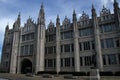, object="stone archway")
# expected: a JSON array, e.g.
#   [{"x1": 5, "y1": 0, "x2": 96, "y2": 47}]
[{"x1": 21, "y1": 59, "x2": 32, "y2": 74}]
